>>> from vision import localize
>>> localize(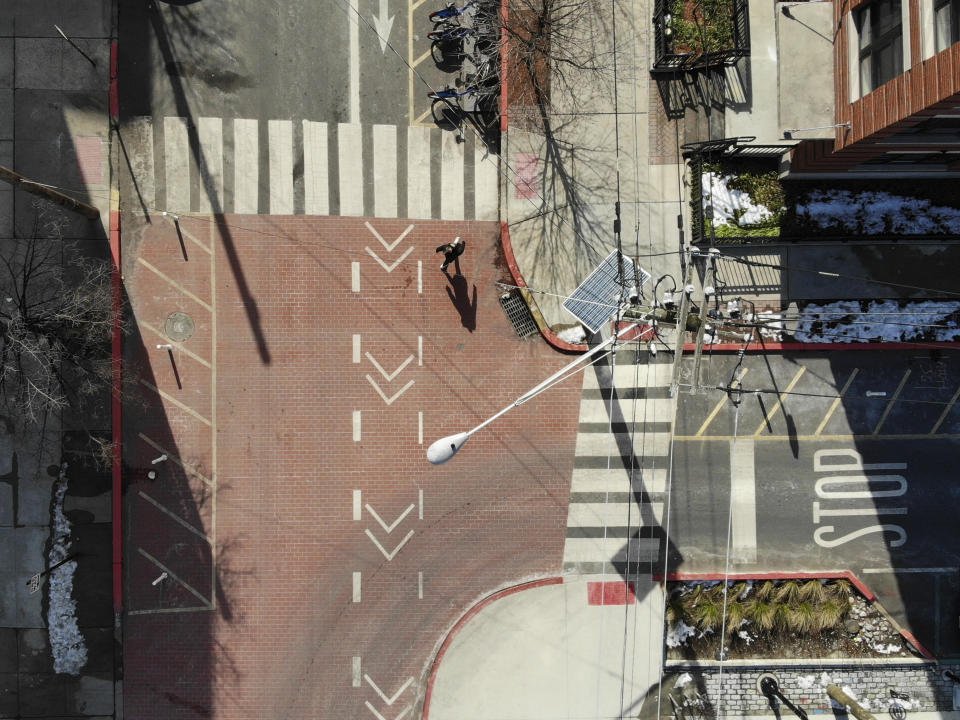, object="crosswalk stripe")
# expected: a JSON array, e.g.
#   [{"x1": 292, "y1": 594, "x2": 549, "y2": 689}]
[
  {"x1": 440, "y1": 130, "x2": 464, "y2": 220},
  {"x1": 574, "y1": 431, "x2": 672, "y2": 458},
  {"x1": 584, "y1": 363, "x2": 675, "y2": 389},
  {"x1": 474, "y1": 139, "x2": 498, "y2": 220},
  {"x1": 569, "y1": 468, "x2": 668, "y2": 494},
  {"x1": 302, "y1": 120, "x2": 328, "y2": 215},
  {"x1": 127, "y1": 117, "x2": 155, "y2": 210},
  {"x1": 234, "y1": 119, "x2": 259, "y2": 214},
  {"x1": 579, "y1": 397, "x2": 676, "y2": 422},
  {"x1": 164, "y1": 116, "x2": 189, "y2": 213},
  {"x1": 407, "y1": 125, "x2": 432, "y2": 219},
  {"x1": 372, "y1": 124, "x2": 398, "y2": 218},
  {"x1": 196, "y1": 117, "x2": 223, "y2": 213},
  {"x1": 268, "y1": 120, "x2": 294, "y2": 215},
  {"x1": 563, "y1": 537, "x2": 660, "y2": 564},
  {"x1": 566, "y1": 502, "x2": 664, "y2": 527},
  {"x1": 338, "y1": 123, "x2": 364, "y2": 217}
]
